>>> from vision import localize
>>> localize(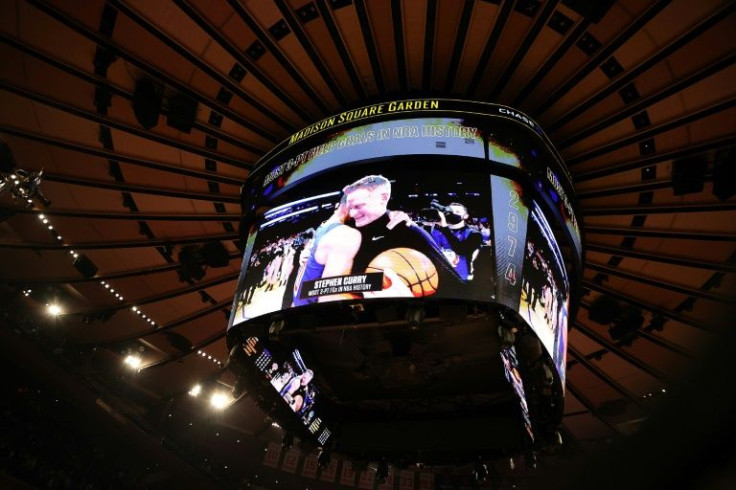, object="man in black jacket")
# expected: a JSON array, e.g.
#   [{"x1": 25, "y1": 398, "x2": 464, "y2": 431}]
[{"x1": 342, "y1": 174, "x2": 466, "y2": 298}]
